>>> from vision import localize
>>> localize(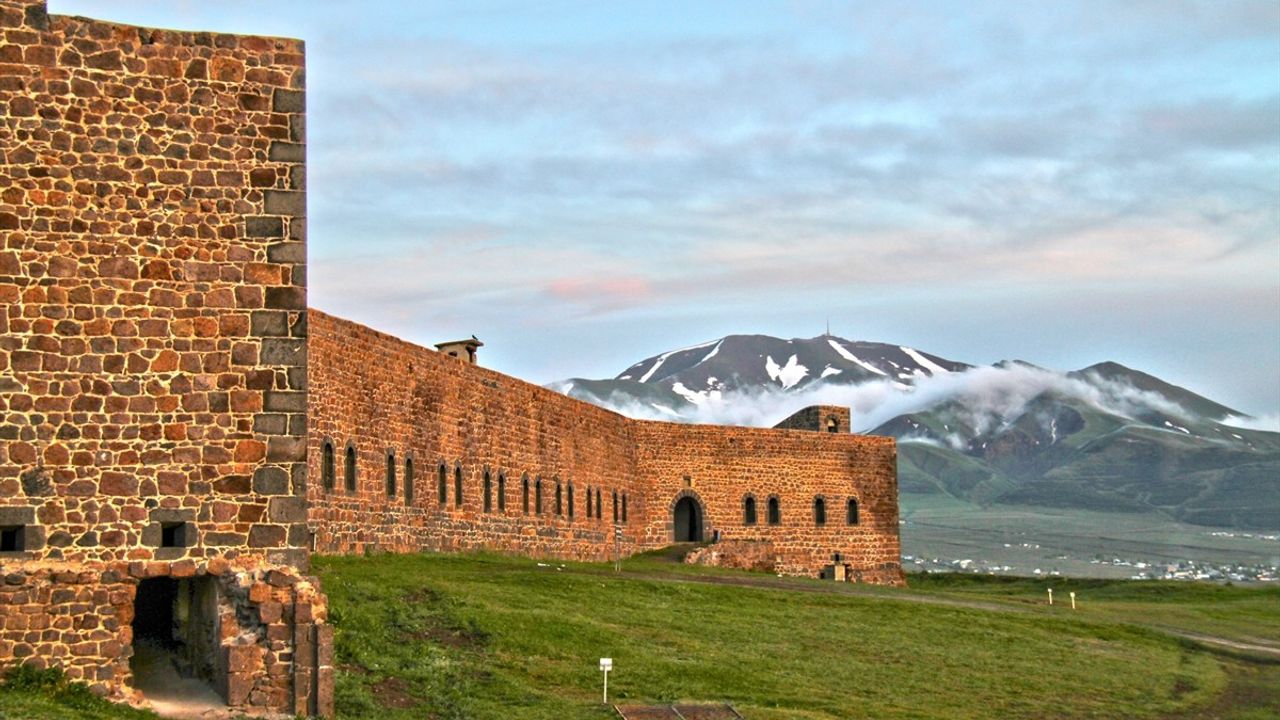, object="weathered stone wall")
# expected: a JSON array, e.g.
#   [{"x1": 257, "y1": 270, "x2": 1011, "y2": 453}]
[
  {"x1": 308, "y1": 311, "x2": 903, "y2": 584},
  {"x1": 0, "y1": 0, "x2": 308, "y2": 567},
  {"x1": 307, "y1": 310, "x2": 645, "y2": 561},
  {"x1": 0, "y1": 2, "x2": 330, "y2": 715},
  {"x1": 0, "y1": 556, "x2": 331, "y2": 715},
  {"x1": 633, "y1": 421, "x2": 903, "y2": 582}
]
